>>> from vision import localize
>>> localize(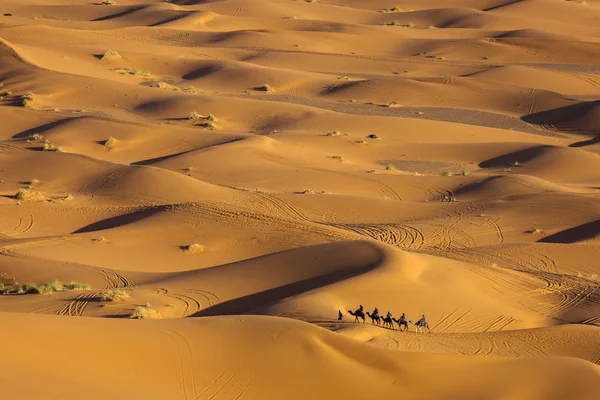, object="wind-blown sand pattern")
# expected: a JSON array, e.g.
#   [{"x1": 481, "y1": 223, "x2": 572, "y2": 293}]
[{"x1": 0, "y1": 0, "x2": 599, "y2": 398}]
